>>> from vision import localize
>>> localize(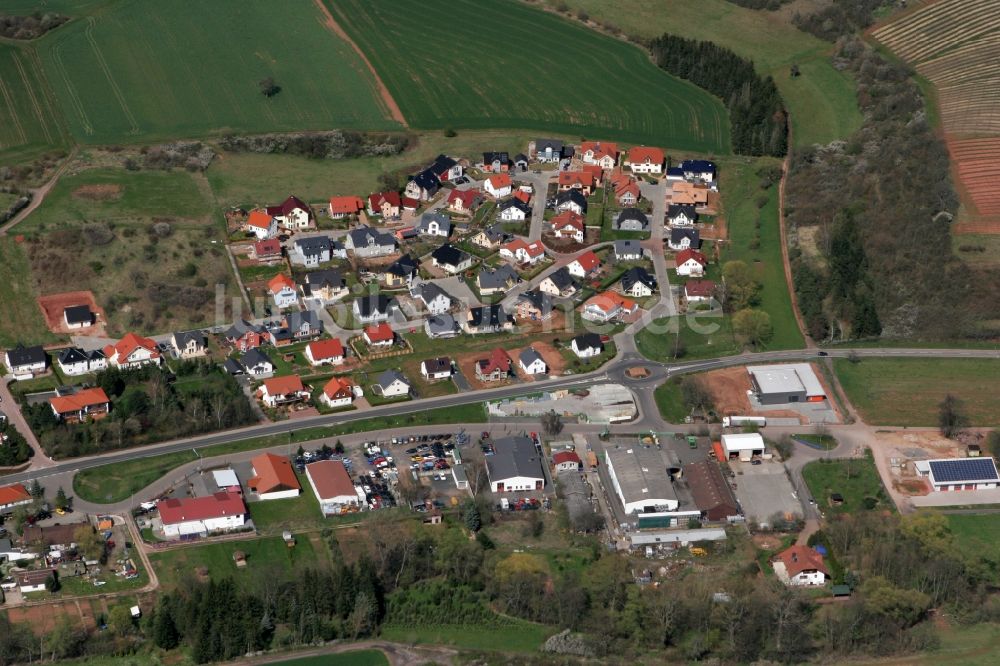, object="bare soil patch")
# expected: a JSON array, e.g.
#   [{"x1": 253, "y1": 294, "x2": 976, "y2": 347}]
[
  {"x1": 455, "y1": 350, "x2": 513, "y2": 391},
  {"x1": 72, "y1": 183, "x2": 122, "y2": 201},
  {"x1": 5, "y1": 599, "x2": 95, "y2": 634},
  {"x1": 36, "y1": 290, "x2": 106, "y2": 335}
]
